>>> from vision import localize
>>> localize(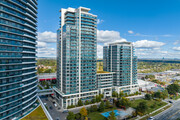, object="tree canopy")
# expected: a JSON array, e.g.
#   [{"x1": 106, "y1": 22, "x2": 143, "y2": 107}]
[
  {"x1": 167, "y1": 84, "x2": 180, "y2": 95},
  {"x1": 80, "y1": 107, "x2": 88, "y2": 117},
  {"x1": 67, "y1": 111, "x2": 75, "y2": 120},
  {"x1": 99, "y1": 101, "x2": 105, "y2": 112},
  {"x1": 109, "y1": 111, "x2": 116, "y2": 120},
  {"x1": 136, "y1": 101, "x2": 148, "y2": 114}
]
